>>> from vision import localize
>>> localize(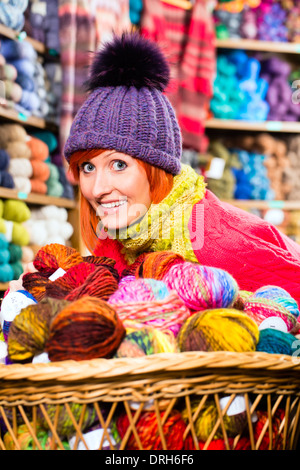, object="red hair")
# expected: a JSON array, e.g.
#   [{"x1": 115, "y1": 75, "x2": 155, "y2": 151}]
[{"x1": 69, "y1": 149, "x2": 174, "y2": 253}]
